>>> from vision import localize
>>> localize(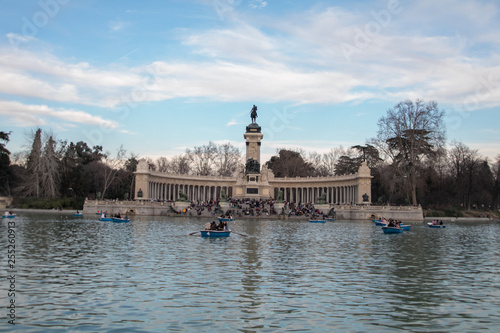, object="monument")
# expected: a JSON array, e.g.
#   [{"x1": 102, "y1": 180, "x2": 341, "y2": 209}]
[{"x1": 232, "y1": 105, "x2": 273, "y2": 199}]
